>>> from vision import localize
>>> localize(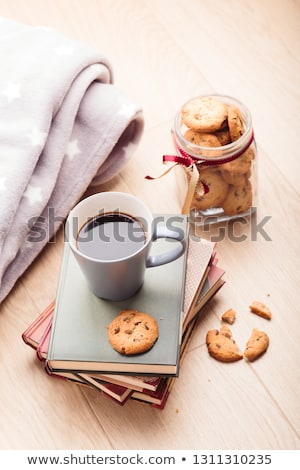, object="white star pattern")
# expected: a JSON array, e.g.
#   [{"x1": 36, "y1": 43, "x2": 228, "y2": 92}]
[
  {"x1": 90, "y1": 64, "x2": 104, "y2": 75},
  {"x1": 23, "y1": 184, "x2": 43, "y2": 206},
  {"x1": 1, "y1": 82, "x2": 21, "y2": 102},
  {"x1": 122, "y1": 141, "x2": 136, "y2": 160},
  {"x1": 0, "y1": 176, "x2": 7, "y2": 191},
  {"x1": 118, "y1": 103, "x2": 136, "y2": 118},
  {"x1": 55, "y1": 44, "x2": 75, "y2": 56},
  {"x1": 65, "y1": 139, "x2": 81, "y2": 160},
  {"x1": 36, "y1": 26, "x2": 53, "y2": 32},
  {"x1": 27, "y1": 127, "x2": 47, "y2": 147}
]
